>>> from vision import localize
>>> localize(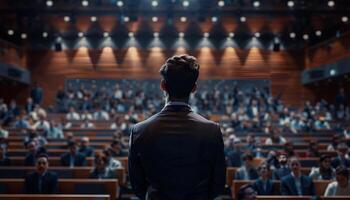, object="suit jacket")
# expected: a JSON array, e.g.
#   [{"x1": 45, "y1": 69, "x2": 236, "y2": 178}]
[
  {"x1": 253, "y1": 178, "x2": 275, "y2": 195},
  {"x1": 78, "y1": 146, "x2": 94, "y2": 157},
  {"x1": 24, "y1": 171, "x2": 58, "y2": 194},
  {"x1": 331, "y1": 156, "x2": 350, "y2": 168},
  {"x1": 280, "y1": 174, "x2": 315, "y2": 196},
  {"x1": 273, "y1": 166, "x2": 291, "y2": 180},
  {"x1": 60, "y1": 152, "x2": 86, "y2": 166},
  {"x1": 129, "y1": 105, "x2": 226, "y2": 200},
  {"x1": 234, "y1": 166, "x2": 259, "y2": 180}
]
